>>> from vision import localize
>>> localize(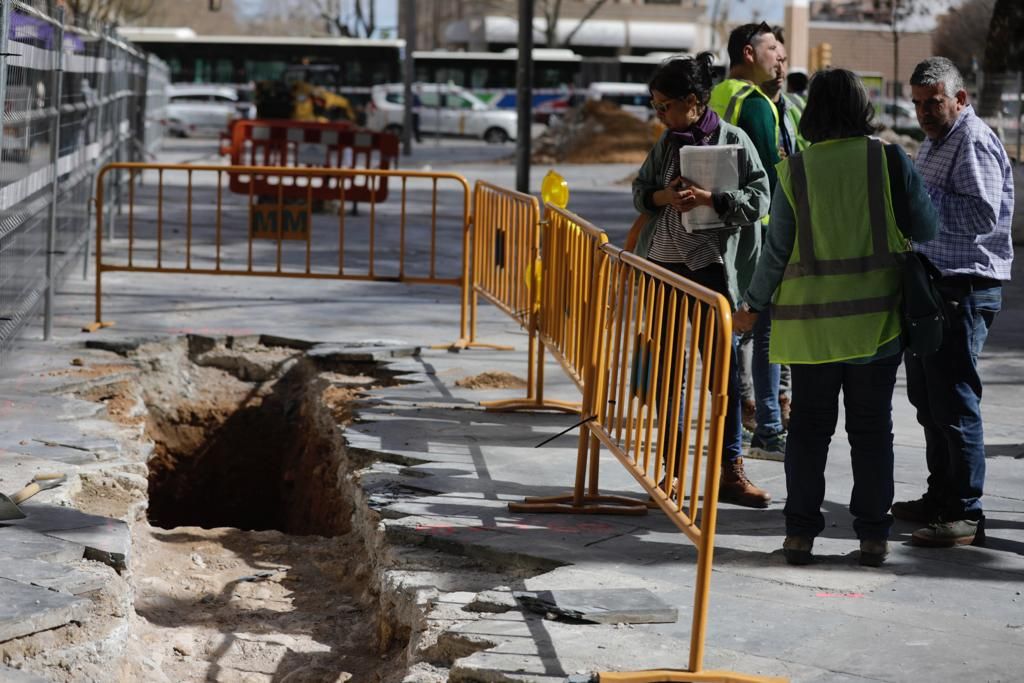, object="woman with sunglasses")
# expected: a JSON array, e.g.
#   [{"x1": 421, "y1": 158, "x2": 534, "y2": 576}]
[{"x1": 630, "y1": 52, "x2": 772, "y2": 508}]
